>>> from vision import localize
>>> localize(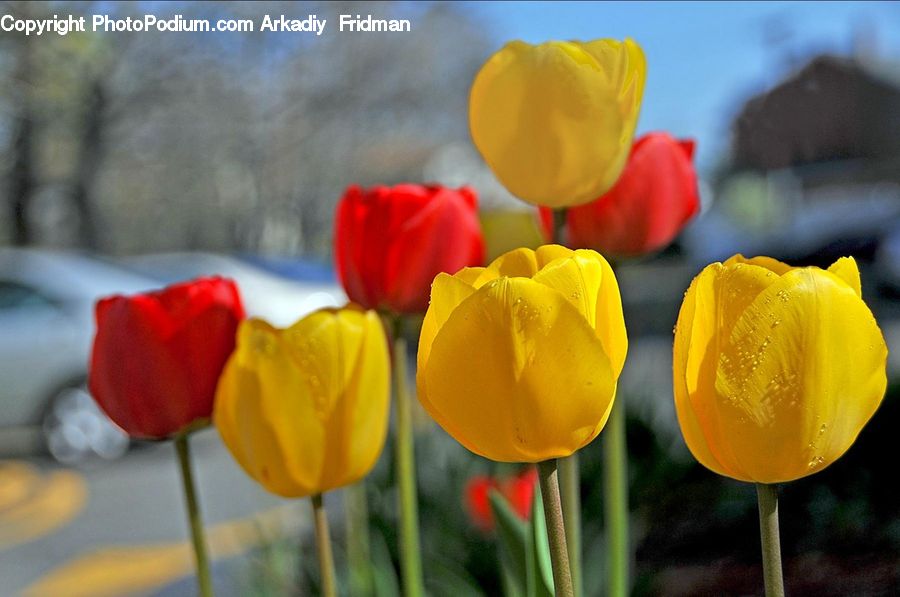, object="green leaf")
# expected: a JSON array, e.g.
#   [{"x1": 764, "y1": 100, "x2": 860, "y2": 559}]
[
  {"x1": 499, "y1": 559, "x2": 525, "y2": 597},
  {"x1": 529, "y1": 487, "x2": 554, "y2": 597},
  {"x1": 425, "y1": 558, "x2": 487, "y2": 597},
  {"x1": 489, "y1": 489, "x2": 529, "y2": 597},
  {"x1": 369, "y1": 530, "x2": 401, "y2": 597}
]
